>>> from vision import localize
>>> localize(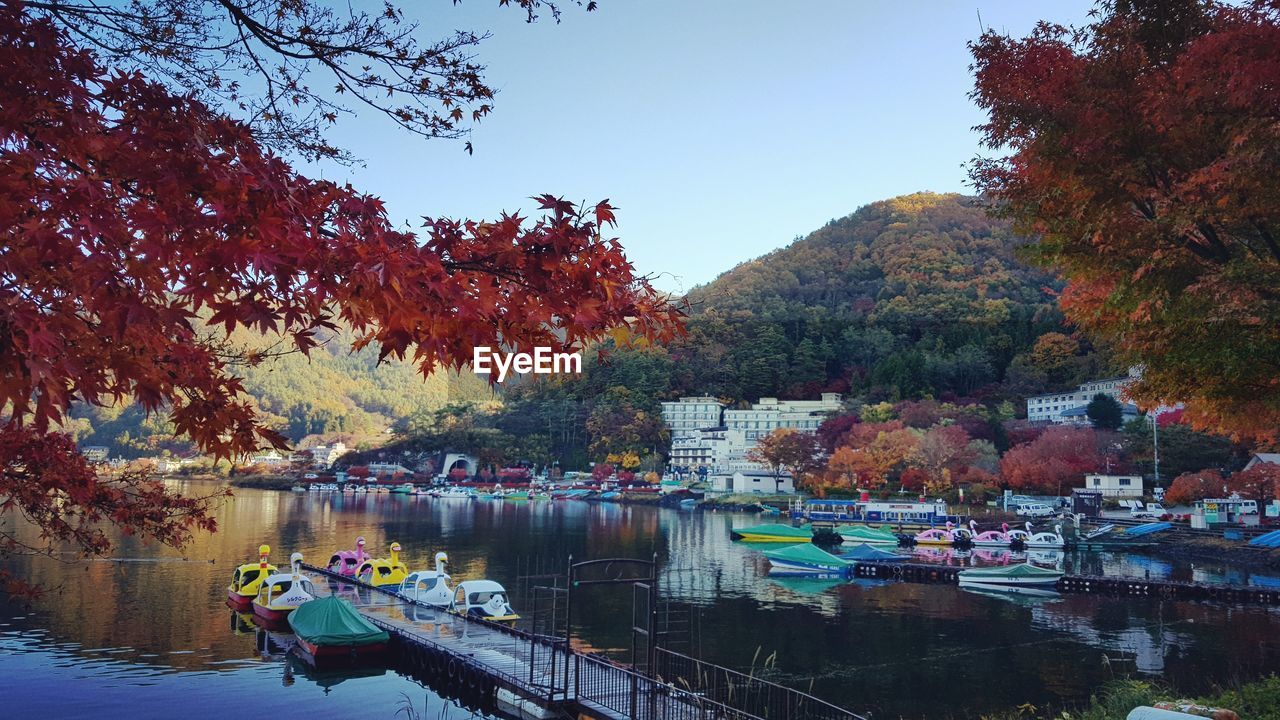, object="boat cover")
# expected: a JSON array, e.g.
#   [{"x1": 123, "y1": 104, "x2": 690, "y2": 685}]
[
  {"x1": 288, "y1": 596, "x2": 389, "y2": 646},
  {"x1": 958, "y1": 563, "x2": 1063, "y2": 579},
  {"x1": 840, "y1": 543, "x2": 903, "y2": 562},
  {"x1": 1123, "y1": 522, "x2": 1173, "y2": 537},
  {"x1": 733, "y1": 523, "x2": 812, "y2": 539},
  {"x1": 763, "y1": 543, "x2": 850, "y2": 568},
  {"x1": 836, "y1": 525, "x2": 899, "y2": 543}
]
